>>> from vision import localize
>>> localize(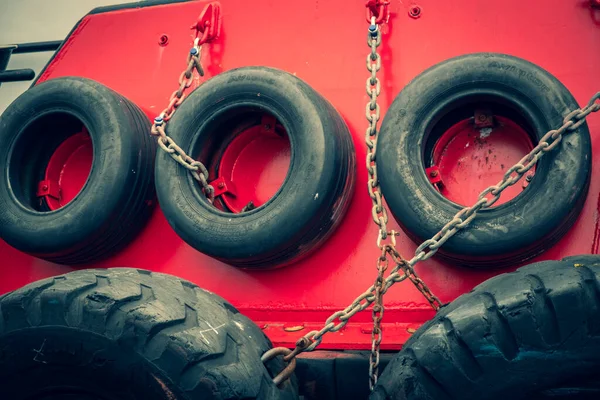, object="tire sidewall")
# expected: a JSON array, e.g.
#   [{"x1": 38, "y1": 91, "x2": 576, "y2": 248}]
[
  {"x1": 378, "y1": 53, "x2": 591, "y2": 263},
  {"x1": 156, "y1": 67, "x2": 352, "y2": 265},
  {"x1": 0, "y1": 77, "x2": 146, "y2": 258}
]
